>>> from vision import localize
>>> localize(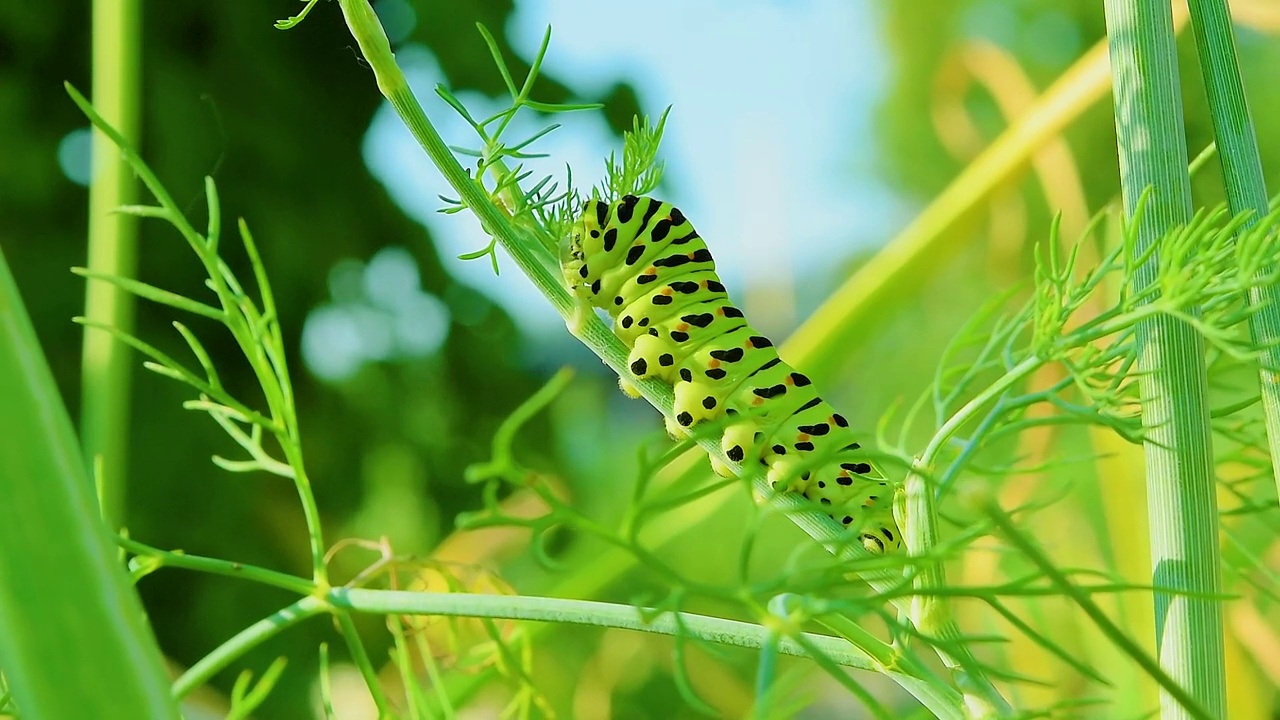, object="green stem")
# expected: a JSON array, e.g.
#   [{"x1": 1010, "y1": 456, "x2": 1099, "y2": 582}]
[
  {"x1": 172, "y1": 596, "x2": 326, "y2": 699},
  {"x1": 337, "y1": 0, "x2": 569, "y2": 314},
  {"x1": 920, "y1": 356, "x2": 1043, "y2": 468},
  {"x1": 751, "y1": 628, "x2": 779, "y2": 720},
  {"x1": 1185, "y1": 0, "x2": 1280, "y2": 502},
  {"x1": 387, "y1": 617, "x2": 425, "y2": 719},
  {"x1": 345, "y1": 589, "x2": 962, "y2": 712},
  {"x1": 813, "y1": 612, "x2": 965, "y2": 720},
  {"x1": 413, "y1": 632, "x2": 456, "y2": 717},
  {"x1": 119, "y1": 536, "x2": 315, "y2": 595},
  {"x1": 281, "y1": 443, "x2": 329, "y2": 585},
  {"x1": 1103, "y1": 1, "x2": 1226, "y2": 717},
  {"x1": 80, "y1": 0, "x2": 142, "y2": 528},
  {"x1": 333, "y1": 609, "x2": 393, "y2": 716},
  {"x1": 71, "y1": 85, "x2": 333, "y2": 588},
  {"x1": 897, "y1": 356, "x2": 1039, "y2": 716},
  {"x1": 329, "y1": 588, "x2": 876, "y2": 671}
]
